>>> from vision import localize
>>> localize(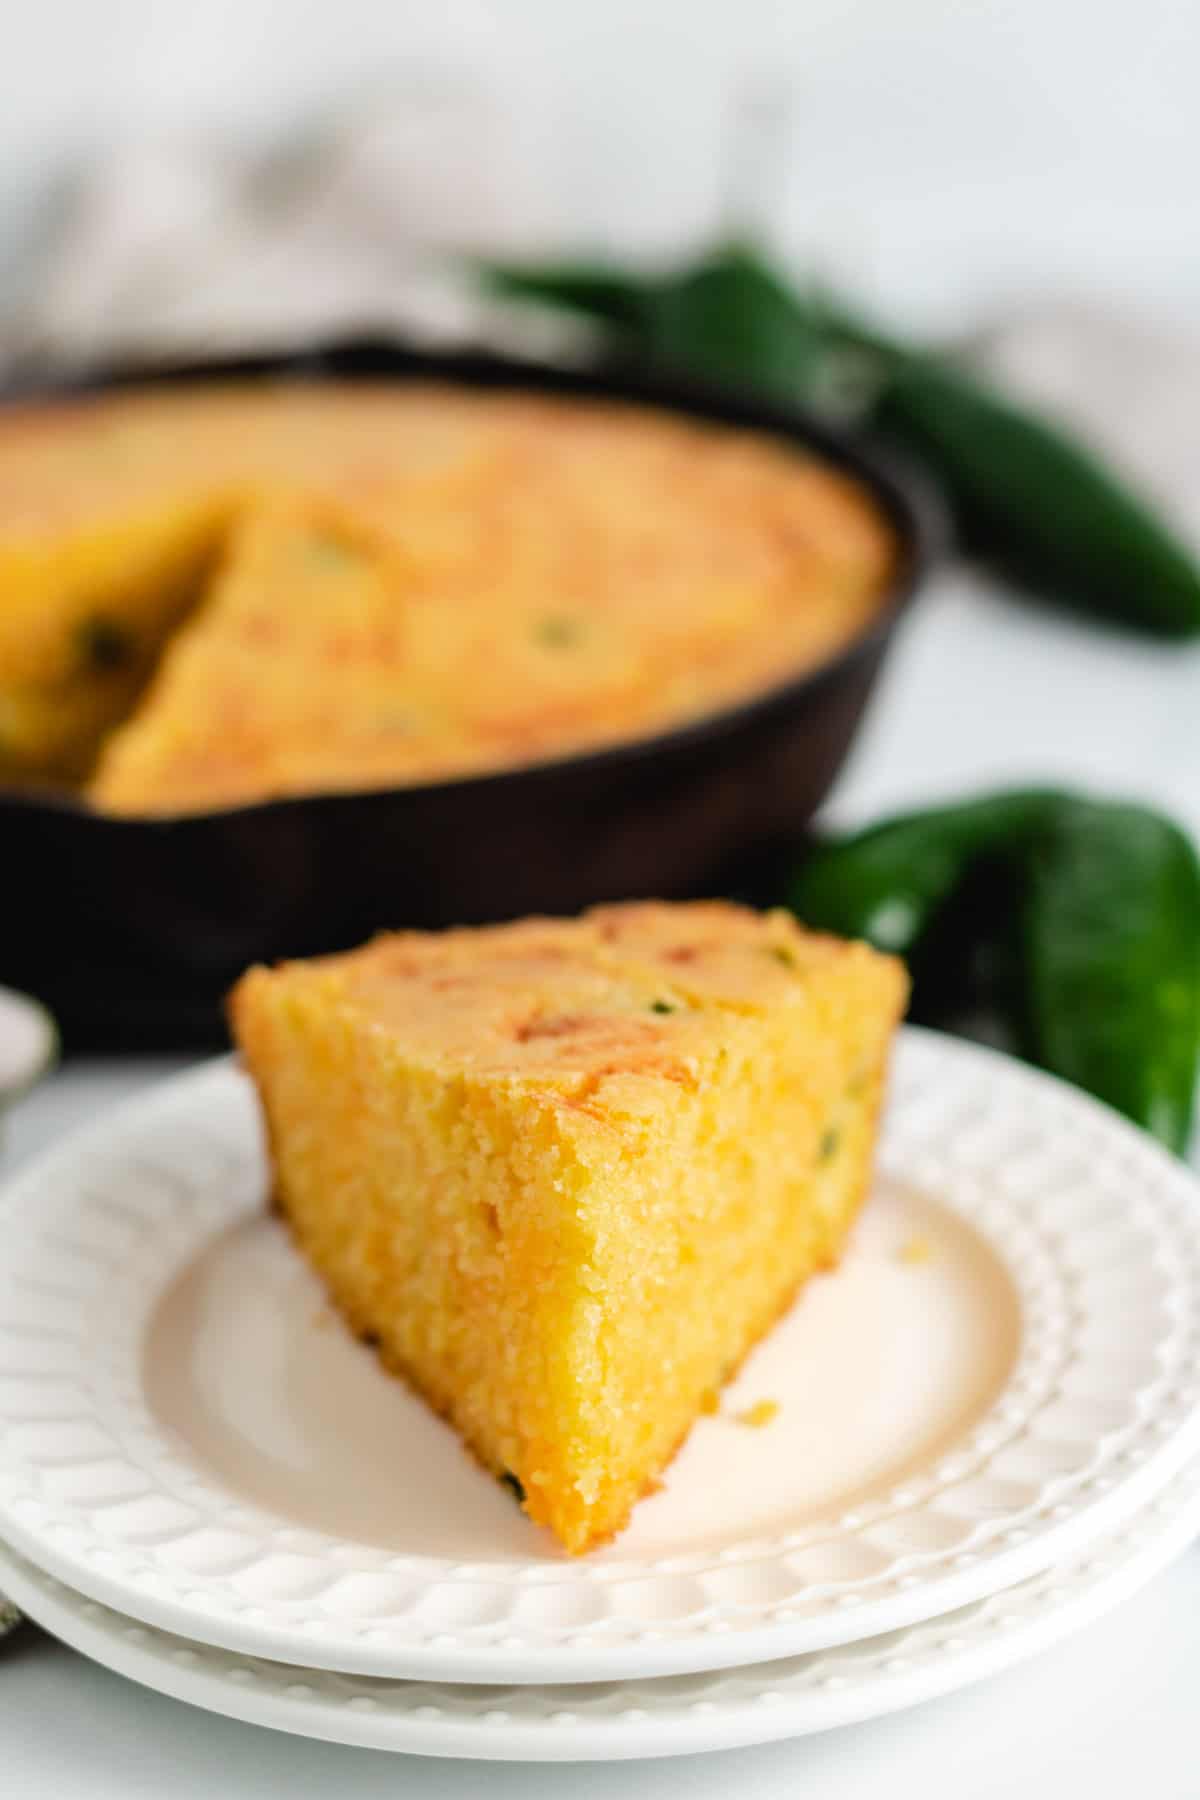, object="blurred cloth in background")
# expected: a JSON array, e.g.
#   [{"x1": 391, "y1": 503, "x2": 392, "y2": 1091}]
[
  {"x1": 0, "y1": 82, "x2": 541, "y2": 368},
  {"x1": 2, "y1": 82, "x2": 1199, "y2": 550}
]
